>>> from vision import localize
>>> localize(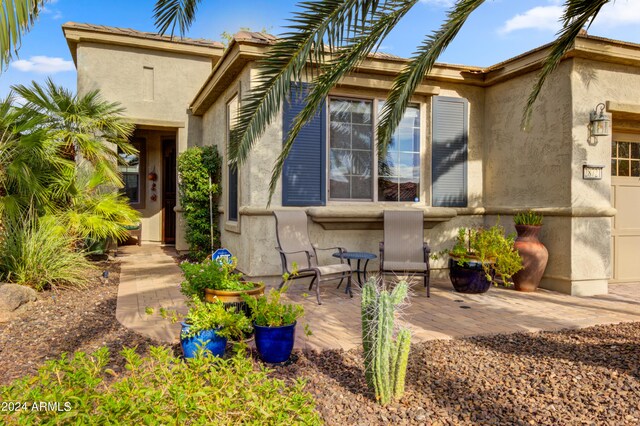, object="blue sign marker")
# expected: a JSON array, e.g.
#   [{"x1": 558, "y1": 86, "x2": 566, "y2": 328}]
[{"x1": 212, "y1": 248, "x2": 233, "y2": 264}]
